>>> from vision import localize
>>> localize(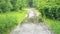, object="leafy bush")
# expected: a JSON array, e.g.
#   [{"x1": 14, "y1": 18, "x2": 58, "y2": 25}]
[
  {"x1": 0, "y1": 0, "x2": 29, "y2": 13},
  {"x1": 0, "y1": 0, "x2": 12, "y2": 13},
  {"x1": 33, "y1": 0, "x2": 60, "y2": 20},
  {"x1": 50, "y1": 7, "x2": 57, "y2": 19},
  {"x1": 57, "y1": 7, "x2": 60, "y2": 20}
]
